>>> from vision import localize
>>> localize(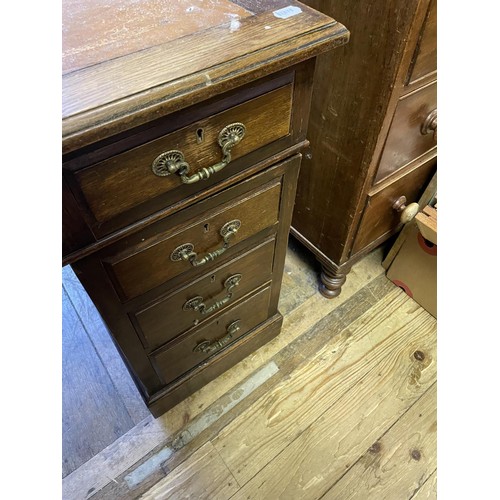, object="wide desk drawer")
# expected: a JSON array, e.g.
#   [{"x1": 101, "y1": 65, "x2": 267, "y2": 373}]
[
  {"x1": 131, "y1": 238, "x2": 276, "y2": 351},
  {"x1": 104, "y1": 177, "x2": 282, "y2": 301},
  {"x1": 150, "y1": 285, "x2": 272, "y2": 386},
  {"x1": 71, "y1": 83, "x2": 293, "y2": 235},
  {"x1": 374, "y1": 81, "x2": 436, "y2": 184}
]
